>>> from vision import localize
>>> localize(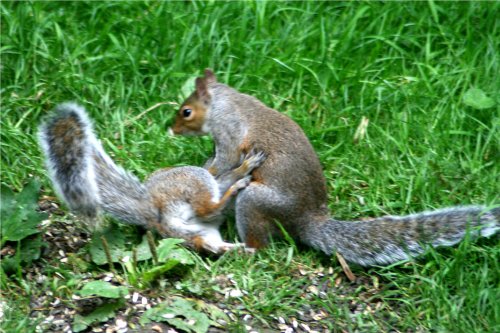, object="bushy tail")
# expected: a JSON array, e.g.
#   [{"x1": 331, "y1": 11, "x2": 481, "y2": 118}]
[
  {"x1": 302, "y1": 206, "x2": 499, "y2": 266},
  {"x1": 38, "y1": 103, "x2": 157, "y2": 227}
]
